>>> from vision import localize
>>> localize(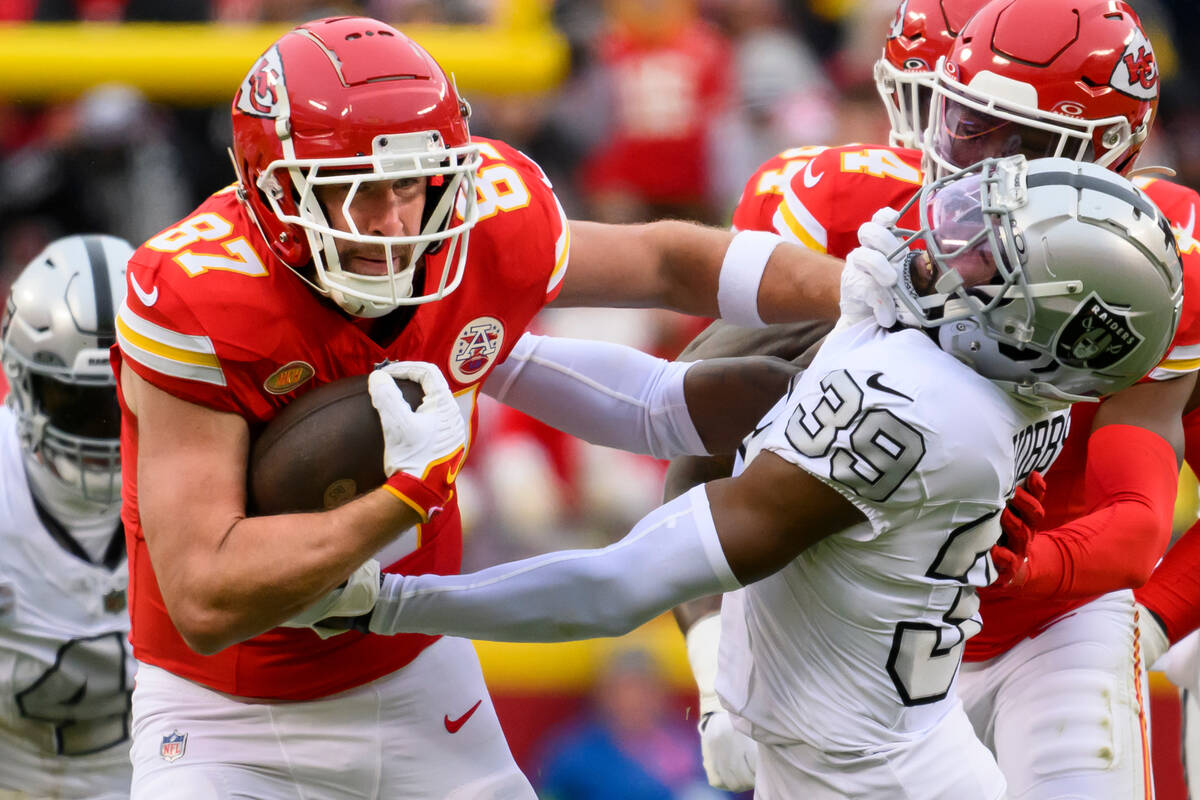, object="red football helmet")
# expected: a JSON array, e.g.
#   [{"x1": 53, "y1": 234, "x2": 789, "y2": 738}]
[
  {"x1": 926, "y1": 0, "x2": 1158, "y2": 178},
  {"x1": 230, "y1": 17, "x2": 482, "y2": 317},
  {"x1": 875, "y1": 0, "x2": 992, "y2": 150}
]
